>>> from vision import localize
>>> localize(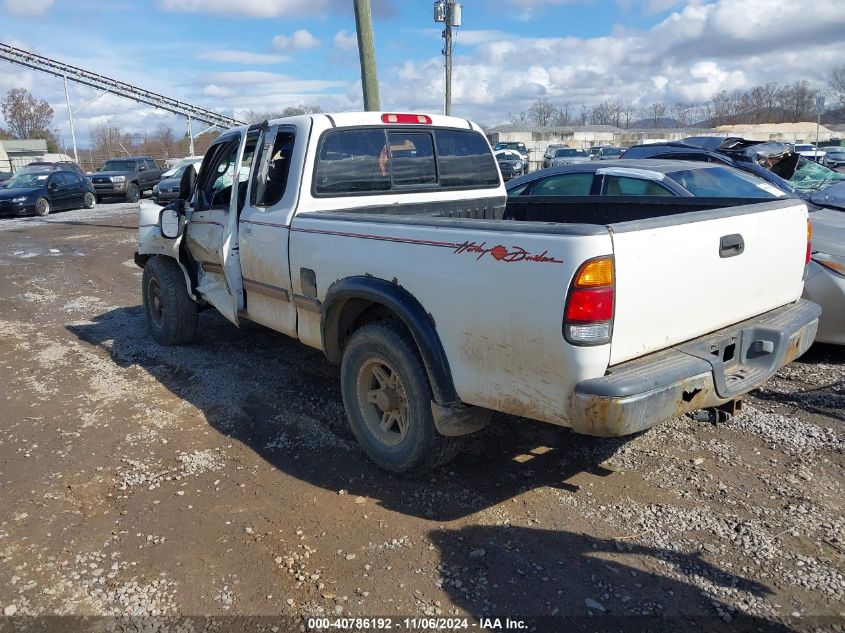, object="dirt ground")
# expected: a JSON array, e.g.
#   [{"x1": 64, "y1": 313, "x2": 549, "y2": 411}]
[{"x1": 0, "y1": 202, "x2": 843, "y2": 632}]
